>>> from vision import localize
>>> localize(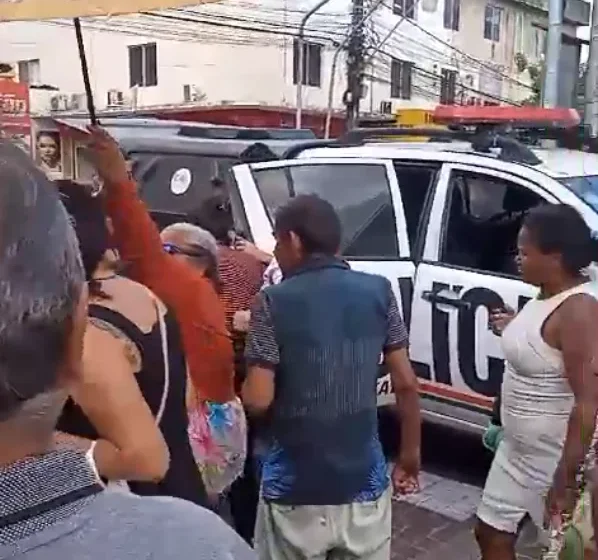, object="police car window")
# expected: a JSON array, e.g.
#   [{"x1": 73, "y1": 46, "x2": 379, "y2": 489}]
[
  {"x1": 442, "y1": 170, "x2": 544, "y2": 275},
  {"x1": 130, "y1": 153, "x2": 238, "y2": 214},
  {"x1": 466, "y1": 177, "x2": 507, "y2": 219},
  {"x1": 558, "y1": 175, "x2": 598, "y2": 213},
  {"x1": 252, "y1": 164, "x2": 399, "y2": 258},
  {"x1": 392, "y1": 162, "x2": 437, "y2": 251},
  {"x1": 252, "y1": 167, "x2": 290, "y2": 216}
]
